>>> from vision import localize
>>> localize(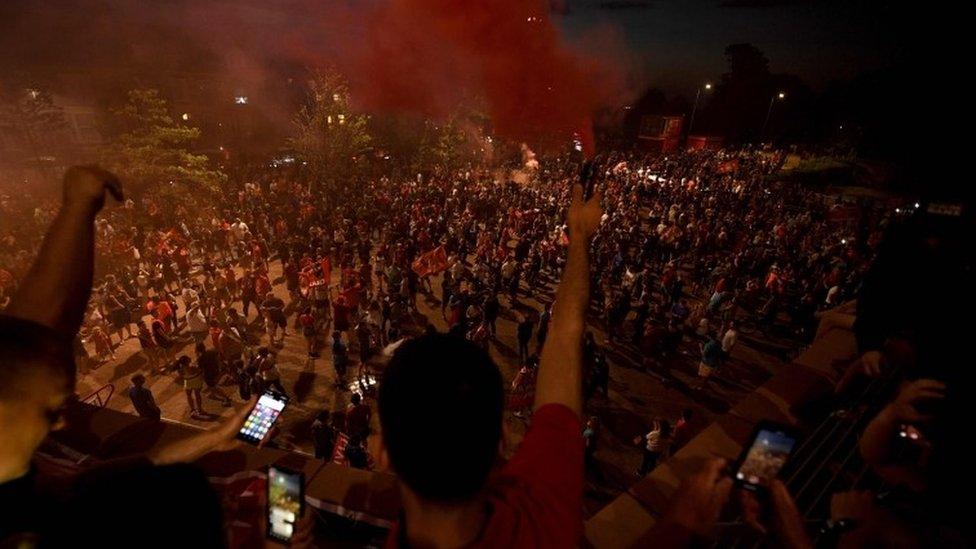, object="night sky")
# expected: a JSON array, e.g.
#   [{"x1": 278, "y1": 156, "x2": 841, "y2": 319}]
[{"x1": 556, "y1": 0, "x2": 904, "y2": 95}]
